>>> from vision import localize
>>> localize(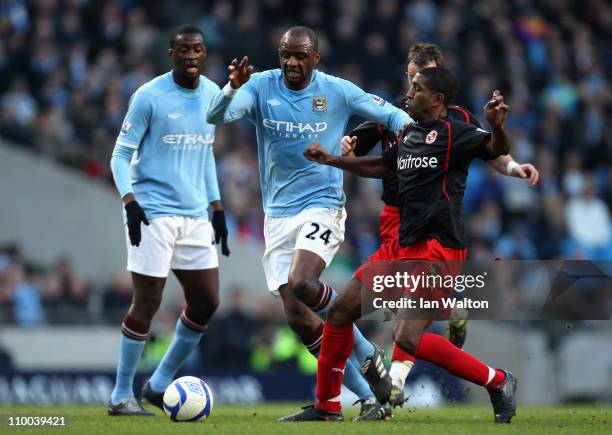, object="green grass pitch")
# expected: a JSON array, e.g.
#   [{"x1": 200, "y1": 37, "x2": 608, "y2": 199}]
[{"x1": 1, "y1": 404, "x2": 610, "y2": 434}]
